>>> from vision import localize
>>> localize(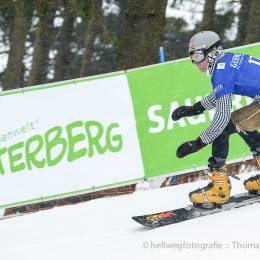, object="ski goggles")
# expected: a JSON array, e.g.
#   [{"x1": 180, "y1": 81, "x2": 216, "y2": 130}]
[{"x1": 190, "y1": 50, "x2": 206, "y2": 64}]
